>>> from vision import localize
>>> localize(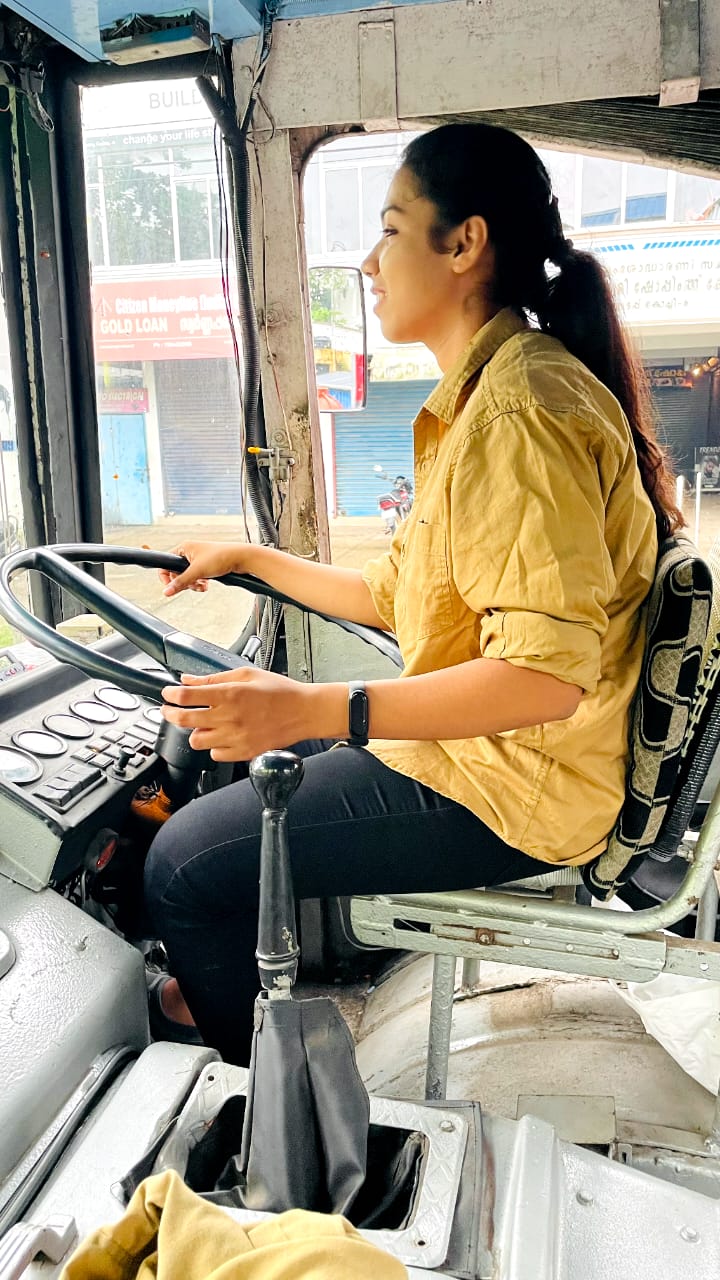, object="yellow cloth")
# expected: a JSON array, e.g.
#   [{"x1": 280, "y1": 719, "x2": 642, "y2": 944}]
[
  {"x1": 363, "y1": 308, "x2": 657, "y2": 865},
  {"x1": 60, "y1": 1169, "x2": 408, "y2": 1280}
]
